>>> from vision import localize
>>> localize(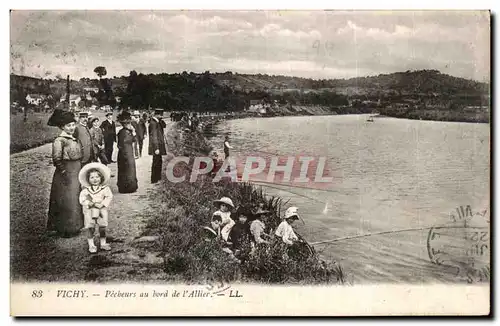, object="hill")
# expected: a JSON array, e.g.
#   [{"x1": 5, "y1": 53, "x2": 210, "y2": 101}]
[
  {"x1": 213, "y1": 69, "x2": 488, "y2": 98},
  {"x1": 10, "y1": 69, "x2": 490, "y2": 121}
]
